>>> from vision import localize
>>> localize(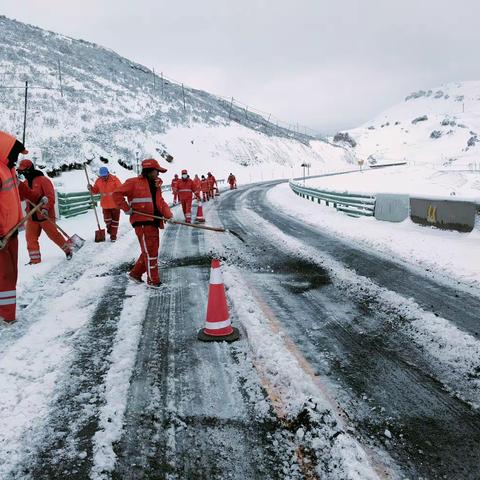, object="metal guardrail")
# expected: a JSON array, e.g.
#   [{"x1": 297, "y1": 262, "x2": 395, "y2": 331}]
[
  {"x1": 289, "y1": 181, "x2": 376, "y2": 218},
  {"x1": 57, "y1": 192, "x2": 90, "y2": 218},
  {"x1": 57, "y1": 191, "x2": 101, "y2": 218}
]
